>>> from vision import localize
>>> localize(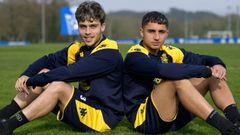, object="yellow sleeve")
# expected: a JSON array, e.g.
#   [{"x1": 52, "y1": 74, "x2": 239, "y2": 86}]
[
  {"x1": 127, "y1": 44, "x2": 149, "y2": 56},
  {"x1": 91, "y1": 38, "x2": 118, "y2": 54}
]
